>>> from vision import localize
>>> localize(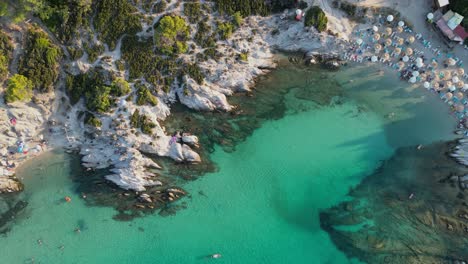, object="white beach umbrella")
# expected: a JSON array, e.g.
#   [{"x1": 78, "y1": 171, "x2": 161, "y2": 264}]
[
  {"x1": 412, "y1": 71, "x2": 420, "y2": 77},
  {"x1": 373, "y1": 26, "x2": 379, "y2": 32},
  {"x1": 427, "y1": 13, "x2": 434, "y2": 20},
  {"x1": 463, "y1": 84, "x2": 468, "y2": 91},
  {"x1": 405, "y1": 48, "x2": 413, "y2": 56},
  {"x1": 416, "y1": 62, "x2": 424, "y2": 68},
  {"x1": 415, "y1": 58, "x2": 423, "y2": 64},
  {"x1": 296, "y1": 9, "x2": 302, "y2": 15},
  {"x1": 409, "y1": 76, "x2": 417, "y2": 83},
  {"x1": 371, "y1": 55, "x2": 378, "y2": 62},
  {"x1": 453, "y1": 76, "x2": 460, "y2": 83},
  {"x1": 423, "y1": 81, "x2": 431, "y2": 89},
  {"x1": 402, "y1": 55, "x2": 409, "y2": 62},
  {"x1": 356, "y1": 38, "x2": 363, "y2": 45},
  {"x1": 398, "y1": 21, "x2": 405, "y2": 27},
  {"x1": 387, "y1": 15, "x2": 394, "y2": 22}
]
